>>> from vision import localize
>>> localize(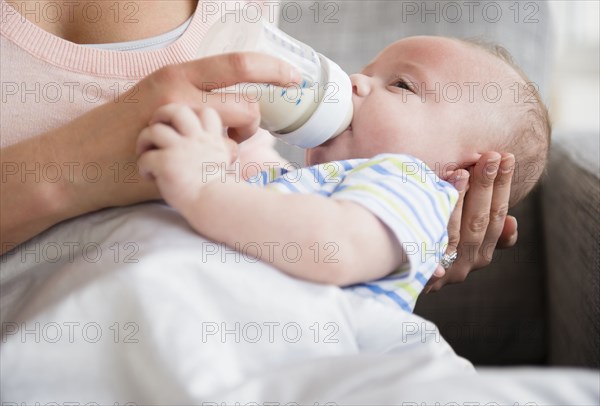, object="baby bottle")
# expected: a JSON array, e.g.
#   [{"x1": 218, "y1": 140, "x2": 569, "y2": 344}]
[{"x1": 196, "y1": 18, "x2": 353, "y2": 148}]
